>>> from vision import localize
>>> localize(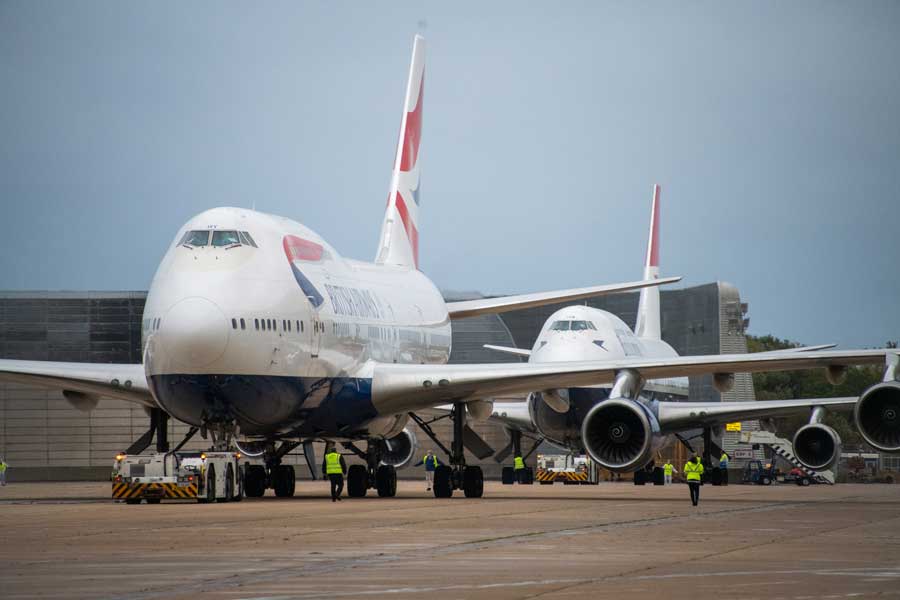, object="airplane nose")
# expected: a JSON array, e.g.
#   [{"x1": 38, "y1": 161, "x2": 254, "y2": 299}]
[{"x1": 160, "y1": 297, "x2": 229, "y2": 368}]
